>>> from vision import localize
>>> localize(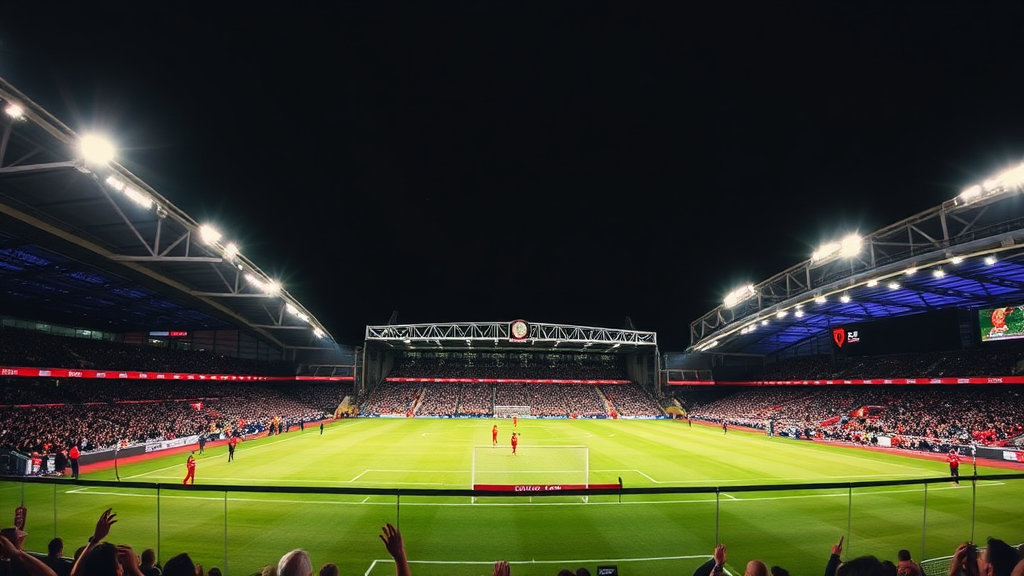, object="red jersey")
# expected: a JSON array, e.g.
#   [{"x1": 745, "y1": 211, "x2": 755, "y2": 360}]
[
  {"x1": 511, "y1": 434, "x2": 518, "y2": 446},
  {"x1": 492, "y1": 427, "x2": 498, "y2": 438},
  {"x1": 69, "y1": 446, "x2": 80, "y2": 459},
  {"x1": 186, "y1": 457, "x2": 196, "y2": 471},
  {"x1": 947, "y1": 452, "x2": 960, "y2": 467}
]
